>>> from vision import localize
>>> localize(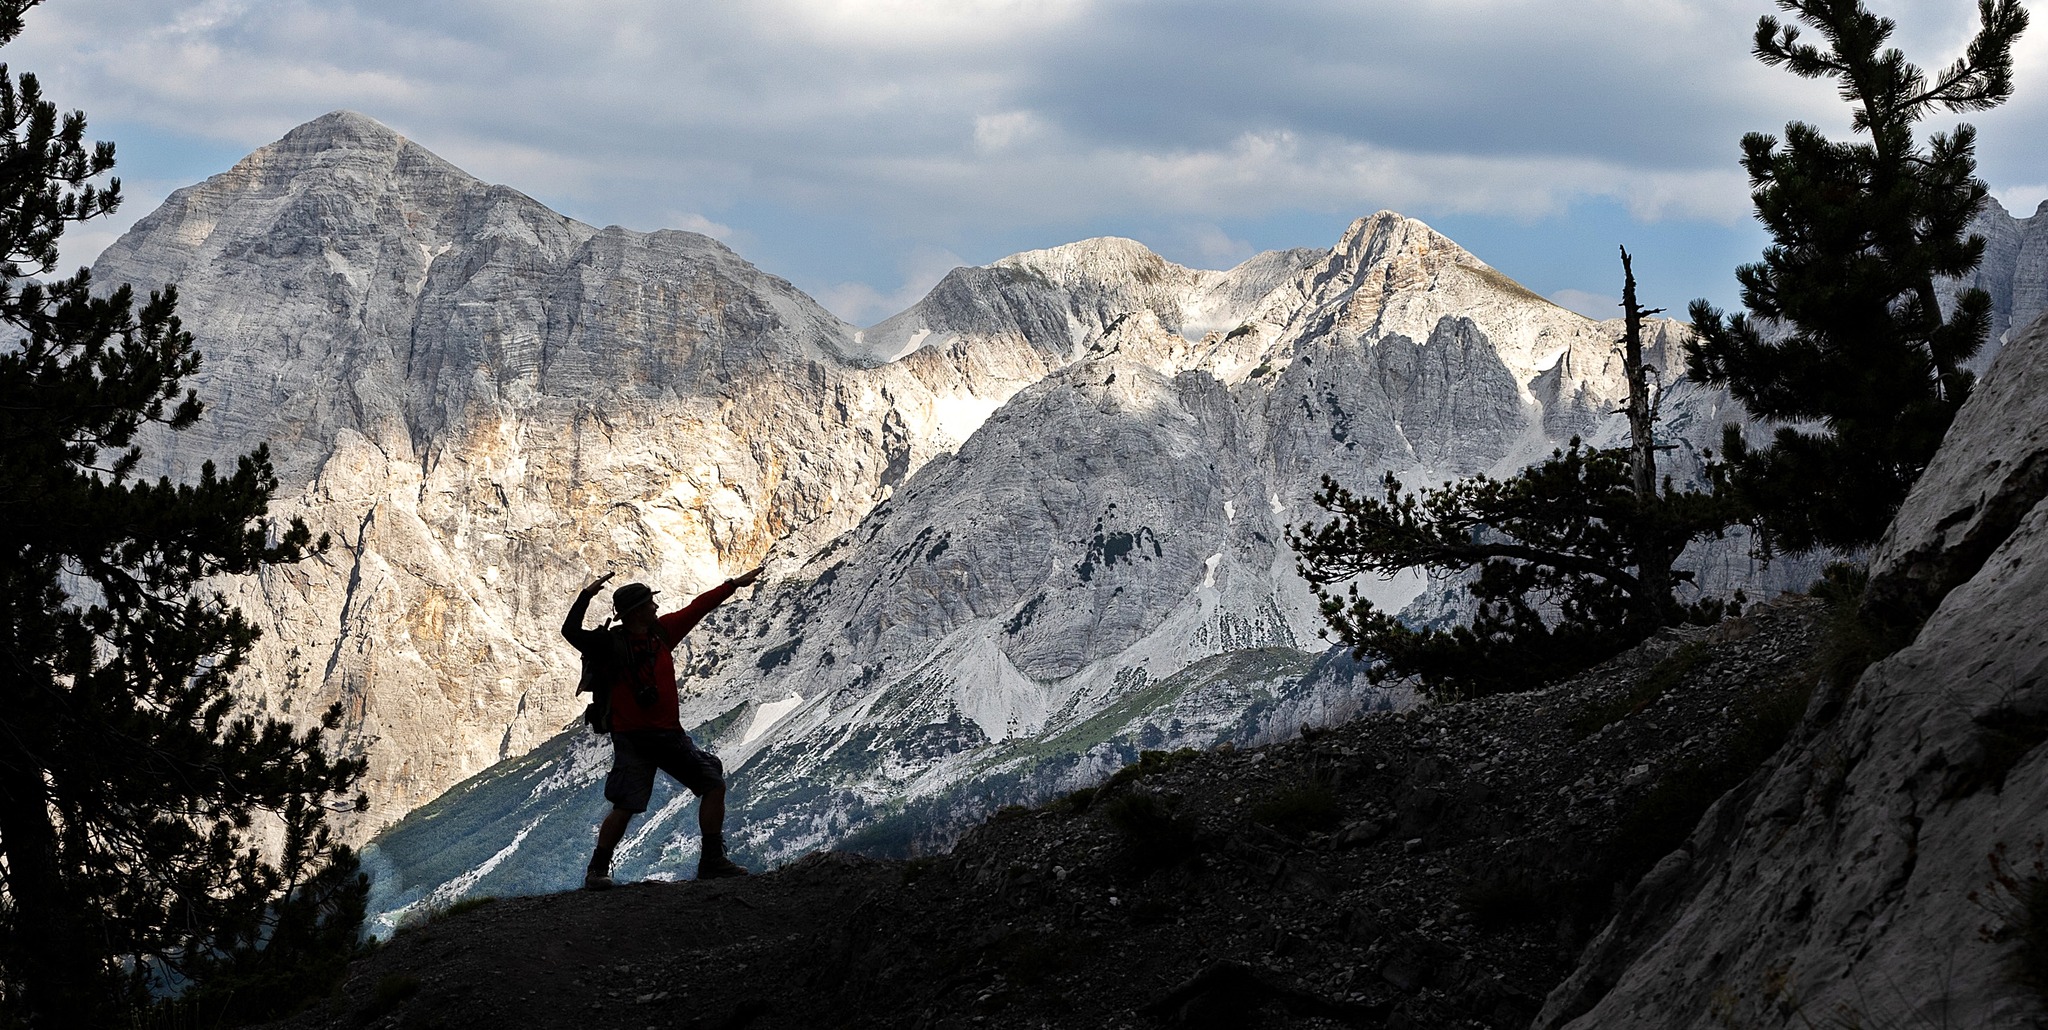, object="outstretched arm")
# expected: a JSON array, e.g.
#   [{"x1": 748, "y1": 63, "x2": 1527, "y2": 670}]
[
  {"x1": 660, "y1": 567, "x2": 762, "y2": 642},
  {"x1": 562, "y1": 571, "x2": 616, "y2": 645}
]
